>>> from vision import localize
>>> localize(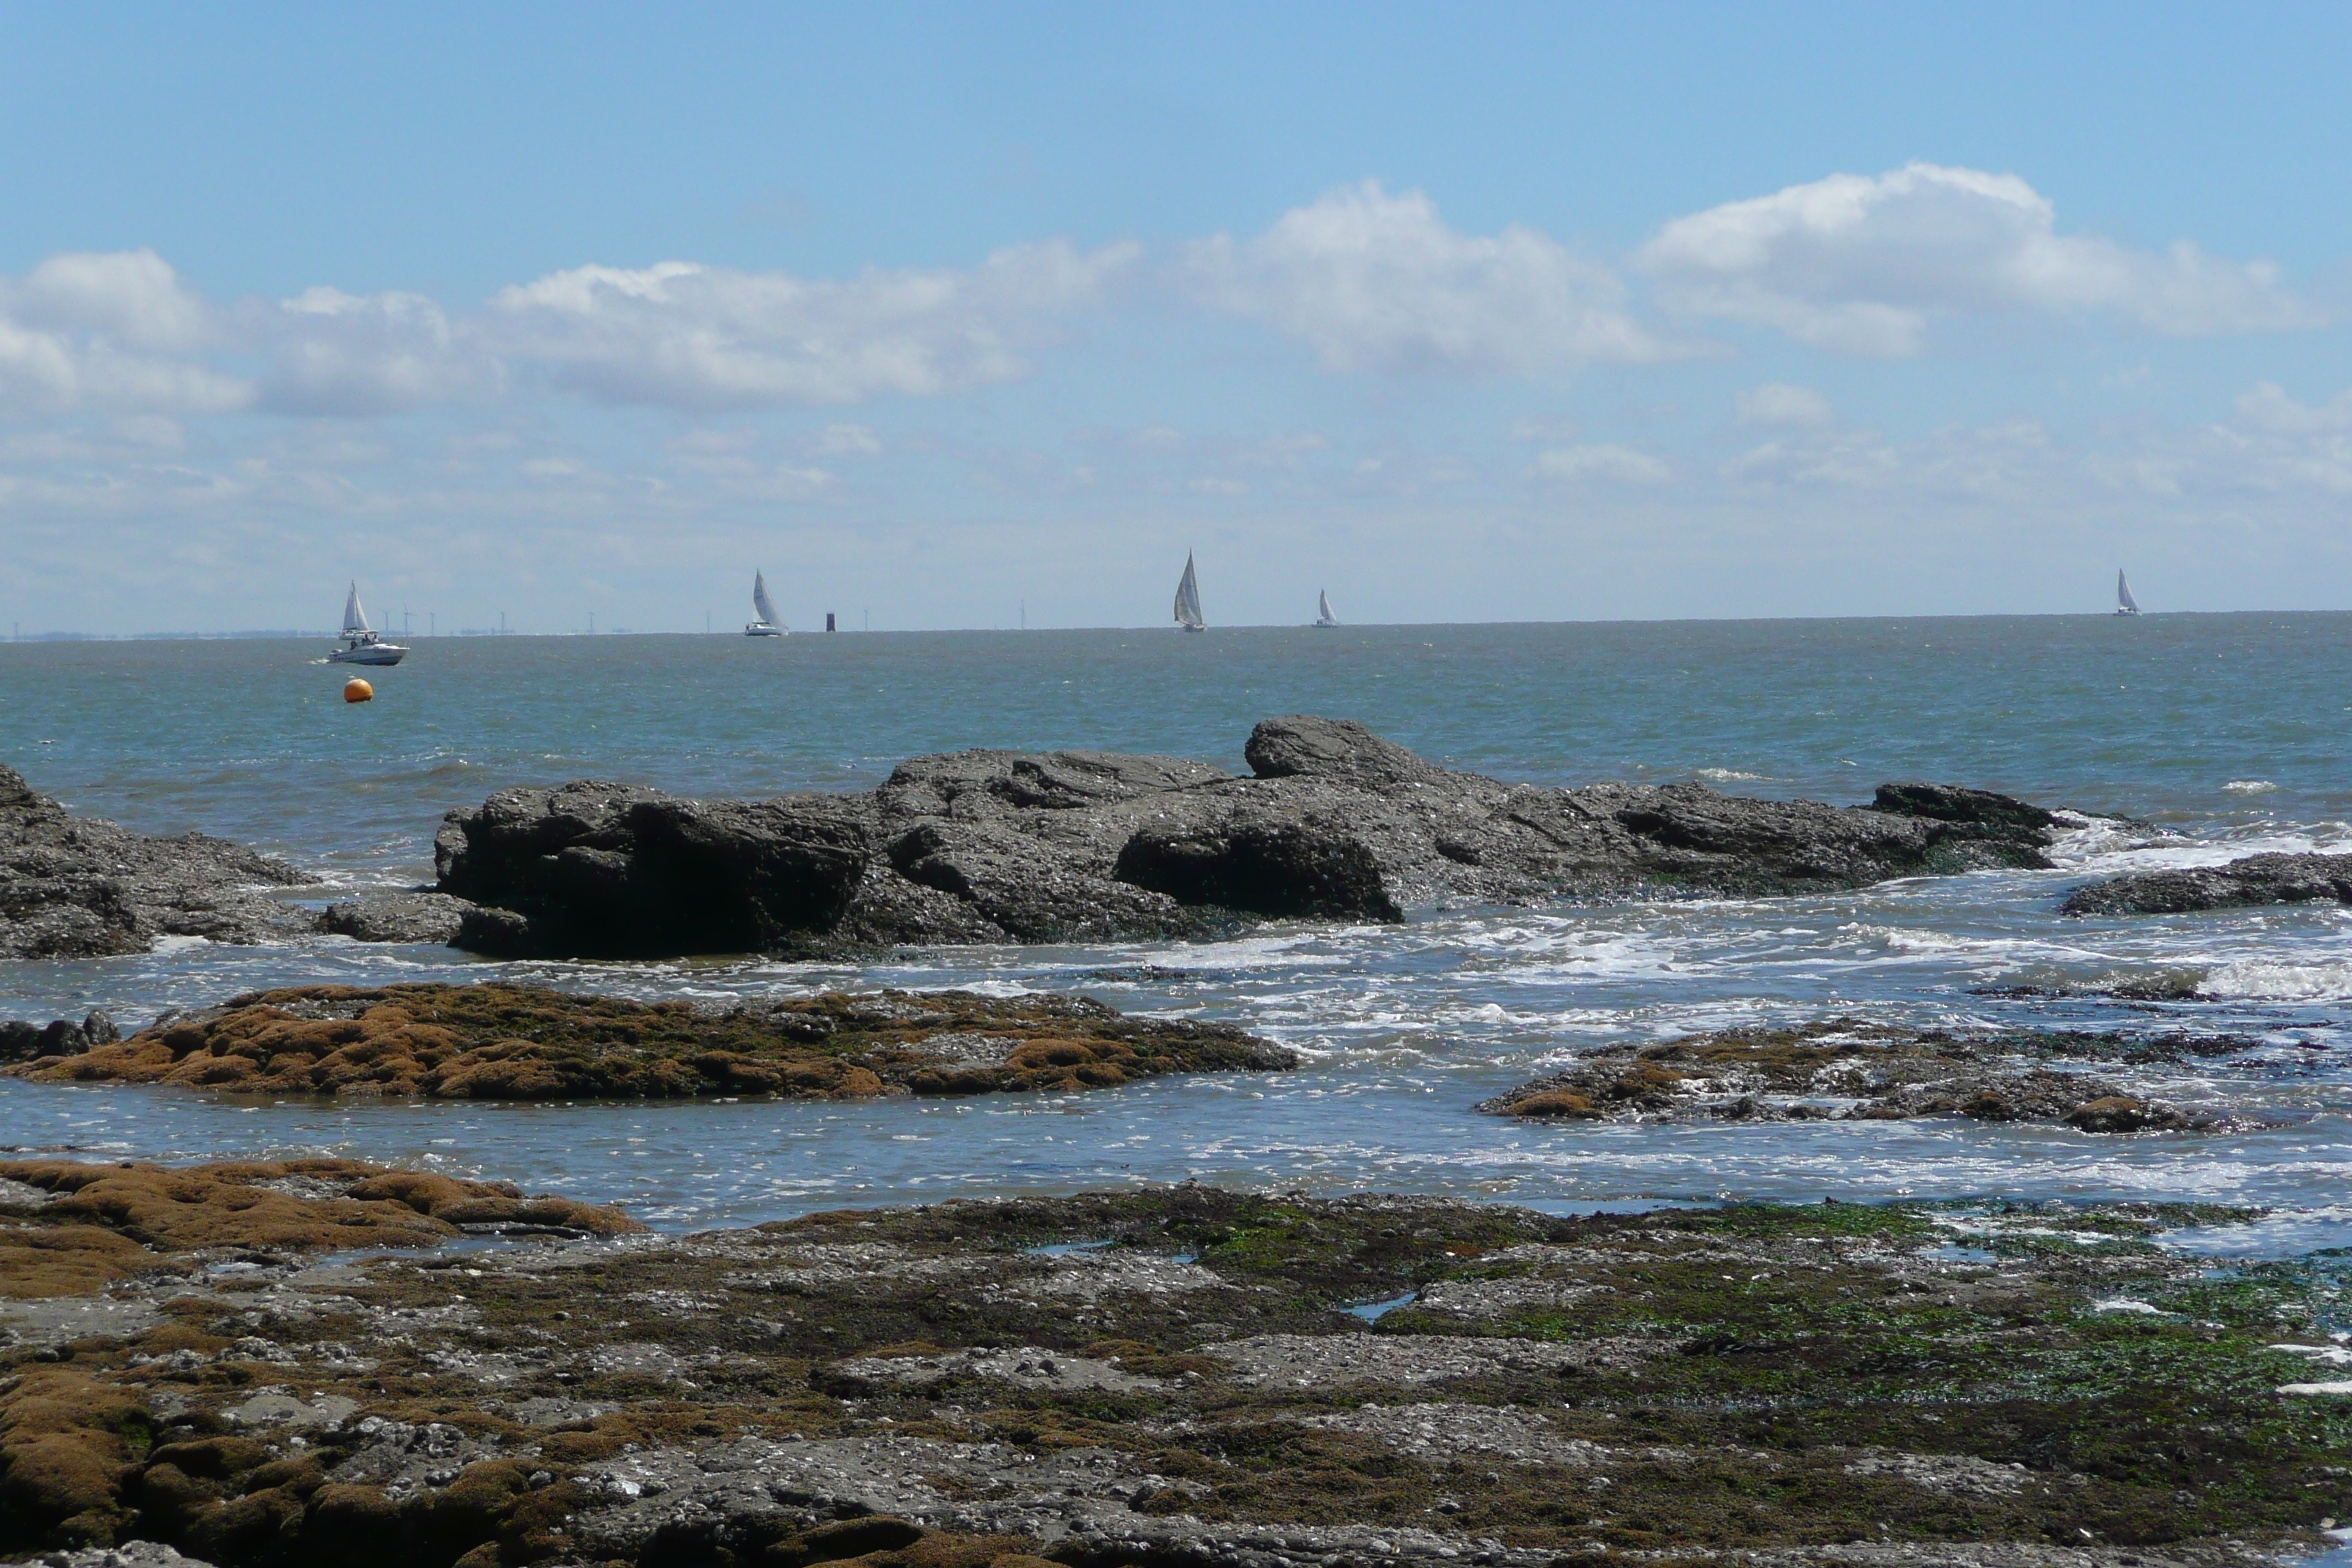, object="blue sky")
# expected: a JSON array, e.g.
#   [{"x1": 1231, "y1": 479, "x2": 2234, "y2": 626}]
[{"x1": 1, "y1": 2, "x2": 2348, "y2": 633}]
